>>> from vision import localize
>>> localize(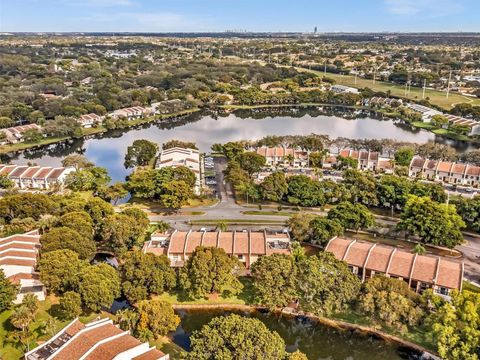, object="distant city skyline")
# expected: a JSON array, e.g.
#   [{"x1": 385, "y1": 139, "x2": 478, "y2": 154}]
[{"x1": 0, "y1": 0, "x2": 479, "y2": 33}]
